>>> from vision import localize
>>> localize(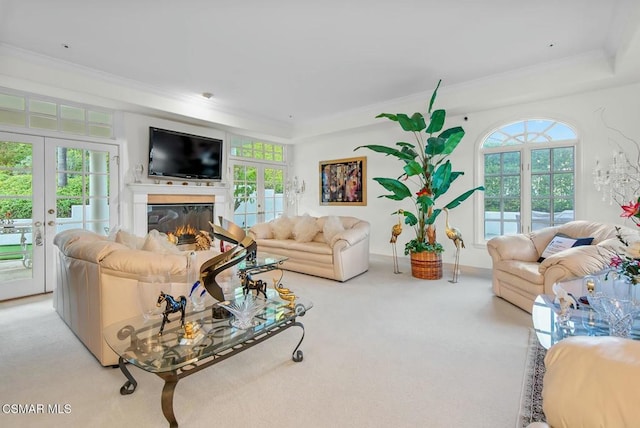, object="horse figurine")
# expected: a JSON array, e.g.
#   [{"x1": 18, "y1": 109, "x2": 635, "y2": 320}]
[
  {"x1": 238, "y1": 271, "x2": 268, "y2": 299},
  {"x1": 156, "y1": 291, "x2": 187, "y2": 336}
]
